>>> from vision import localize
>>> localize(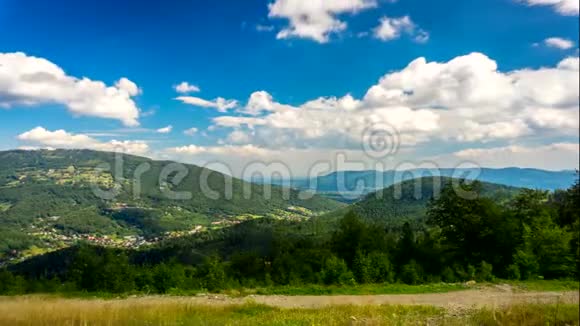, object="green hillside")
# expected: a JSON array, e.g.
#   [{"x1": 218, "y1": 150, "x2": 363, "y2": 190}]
[
  {"x1": 6, "y1": 176, "x2": 578, "y2": 294},
  {"x1": 317, "y1": 177, "x2": 522, "y2": 227},
  {"x1": 0, "y1": 149, "x2": 344, "y2": 260}
]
